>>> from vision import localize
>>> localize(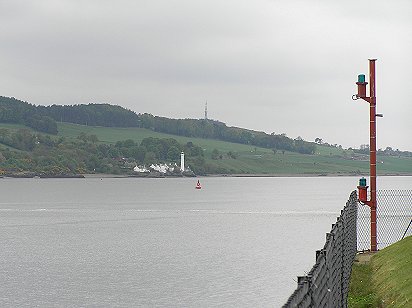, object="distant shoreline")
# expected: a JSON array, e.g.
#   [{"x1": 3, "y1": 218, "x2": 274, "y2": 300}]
[
  {"x1": 84, "y1": 172, "x2": 412, "y2": 178},
  {"x1": 2, "y1": 172, "x2": 411, "y2": 179},
  {"x1": 217, "y1": 173, "x2": 412, "y2": 177}
]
